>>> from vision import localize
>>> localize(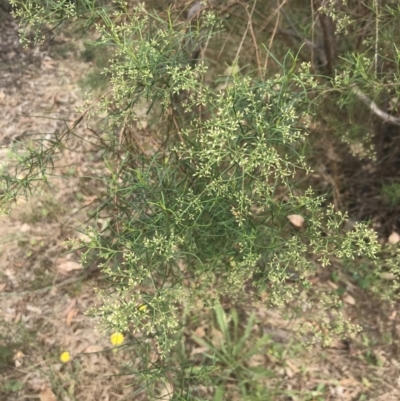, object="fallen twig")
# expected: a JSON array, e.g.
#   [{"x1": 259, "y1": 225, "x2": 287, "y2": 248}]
[{"x1": 351, "y1": 85, "x2": 400, "y2": 127}]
